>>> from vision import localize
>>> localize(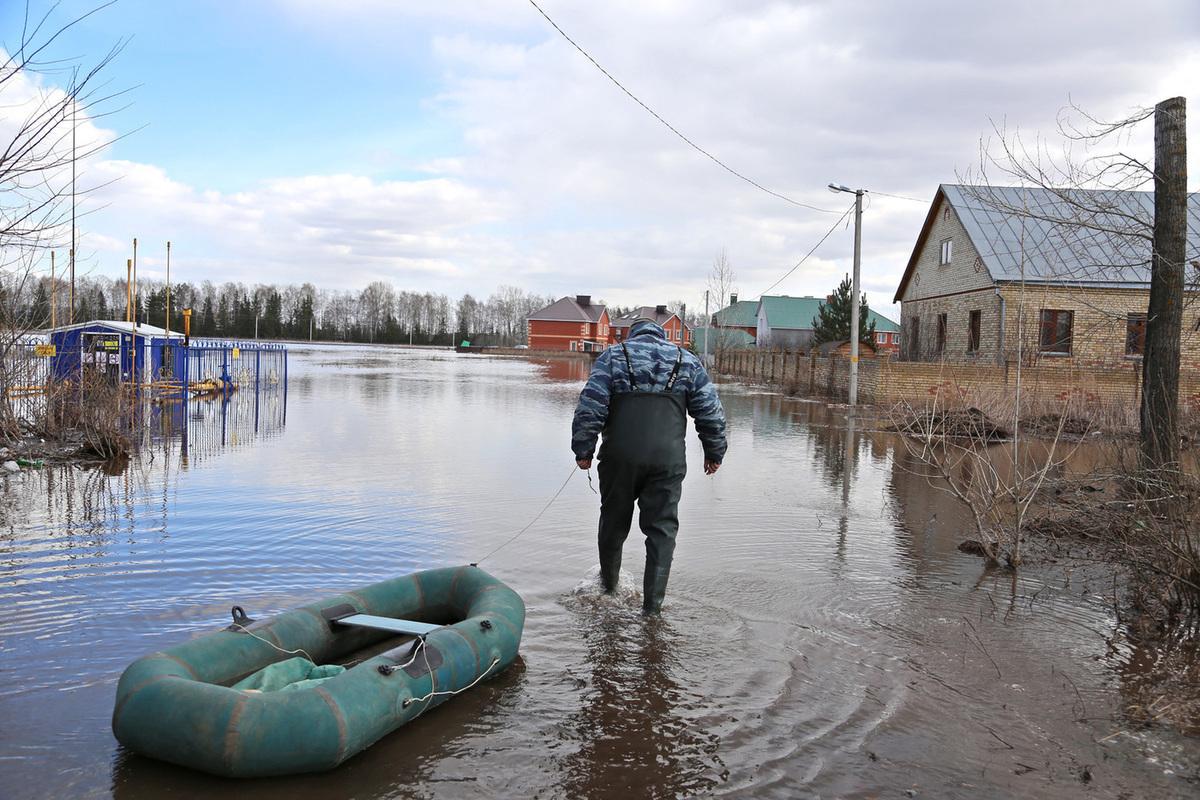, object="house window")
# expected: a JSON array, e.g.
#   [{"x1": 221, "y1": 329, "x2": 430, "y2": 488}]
[
  {"x1": 909, "y1": 316, "x2": 920, "y2": 359},
  {"x1": 967, "y1": 309, "x2": 981, "y2": 352},
  {"x1": 939, "y1": 238, "x2": 953, "y2": 265},
  {"x1": 936, "y1": 313, "x2": 947, "y2": 354},
  {"x1": 580, "y1": 324, "x2": 588, "y2": 336},
  {"x1": 1125, "y1": 313, "x2": 1147, "y2": 357},
  {"x1": 1039, "y1": 309, "x2": 1073, "y2": 355}
]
